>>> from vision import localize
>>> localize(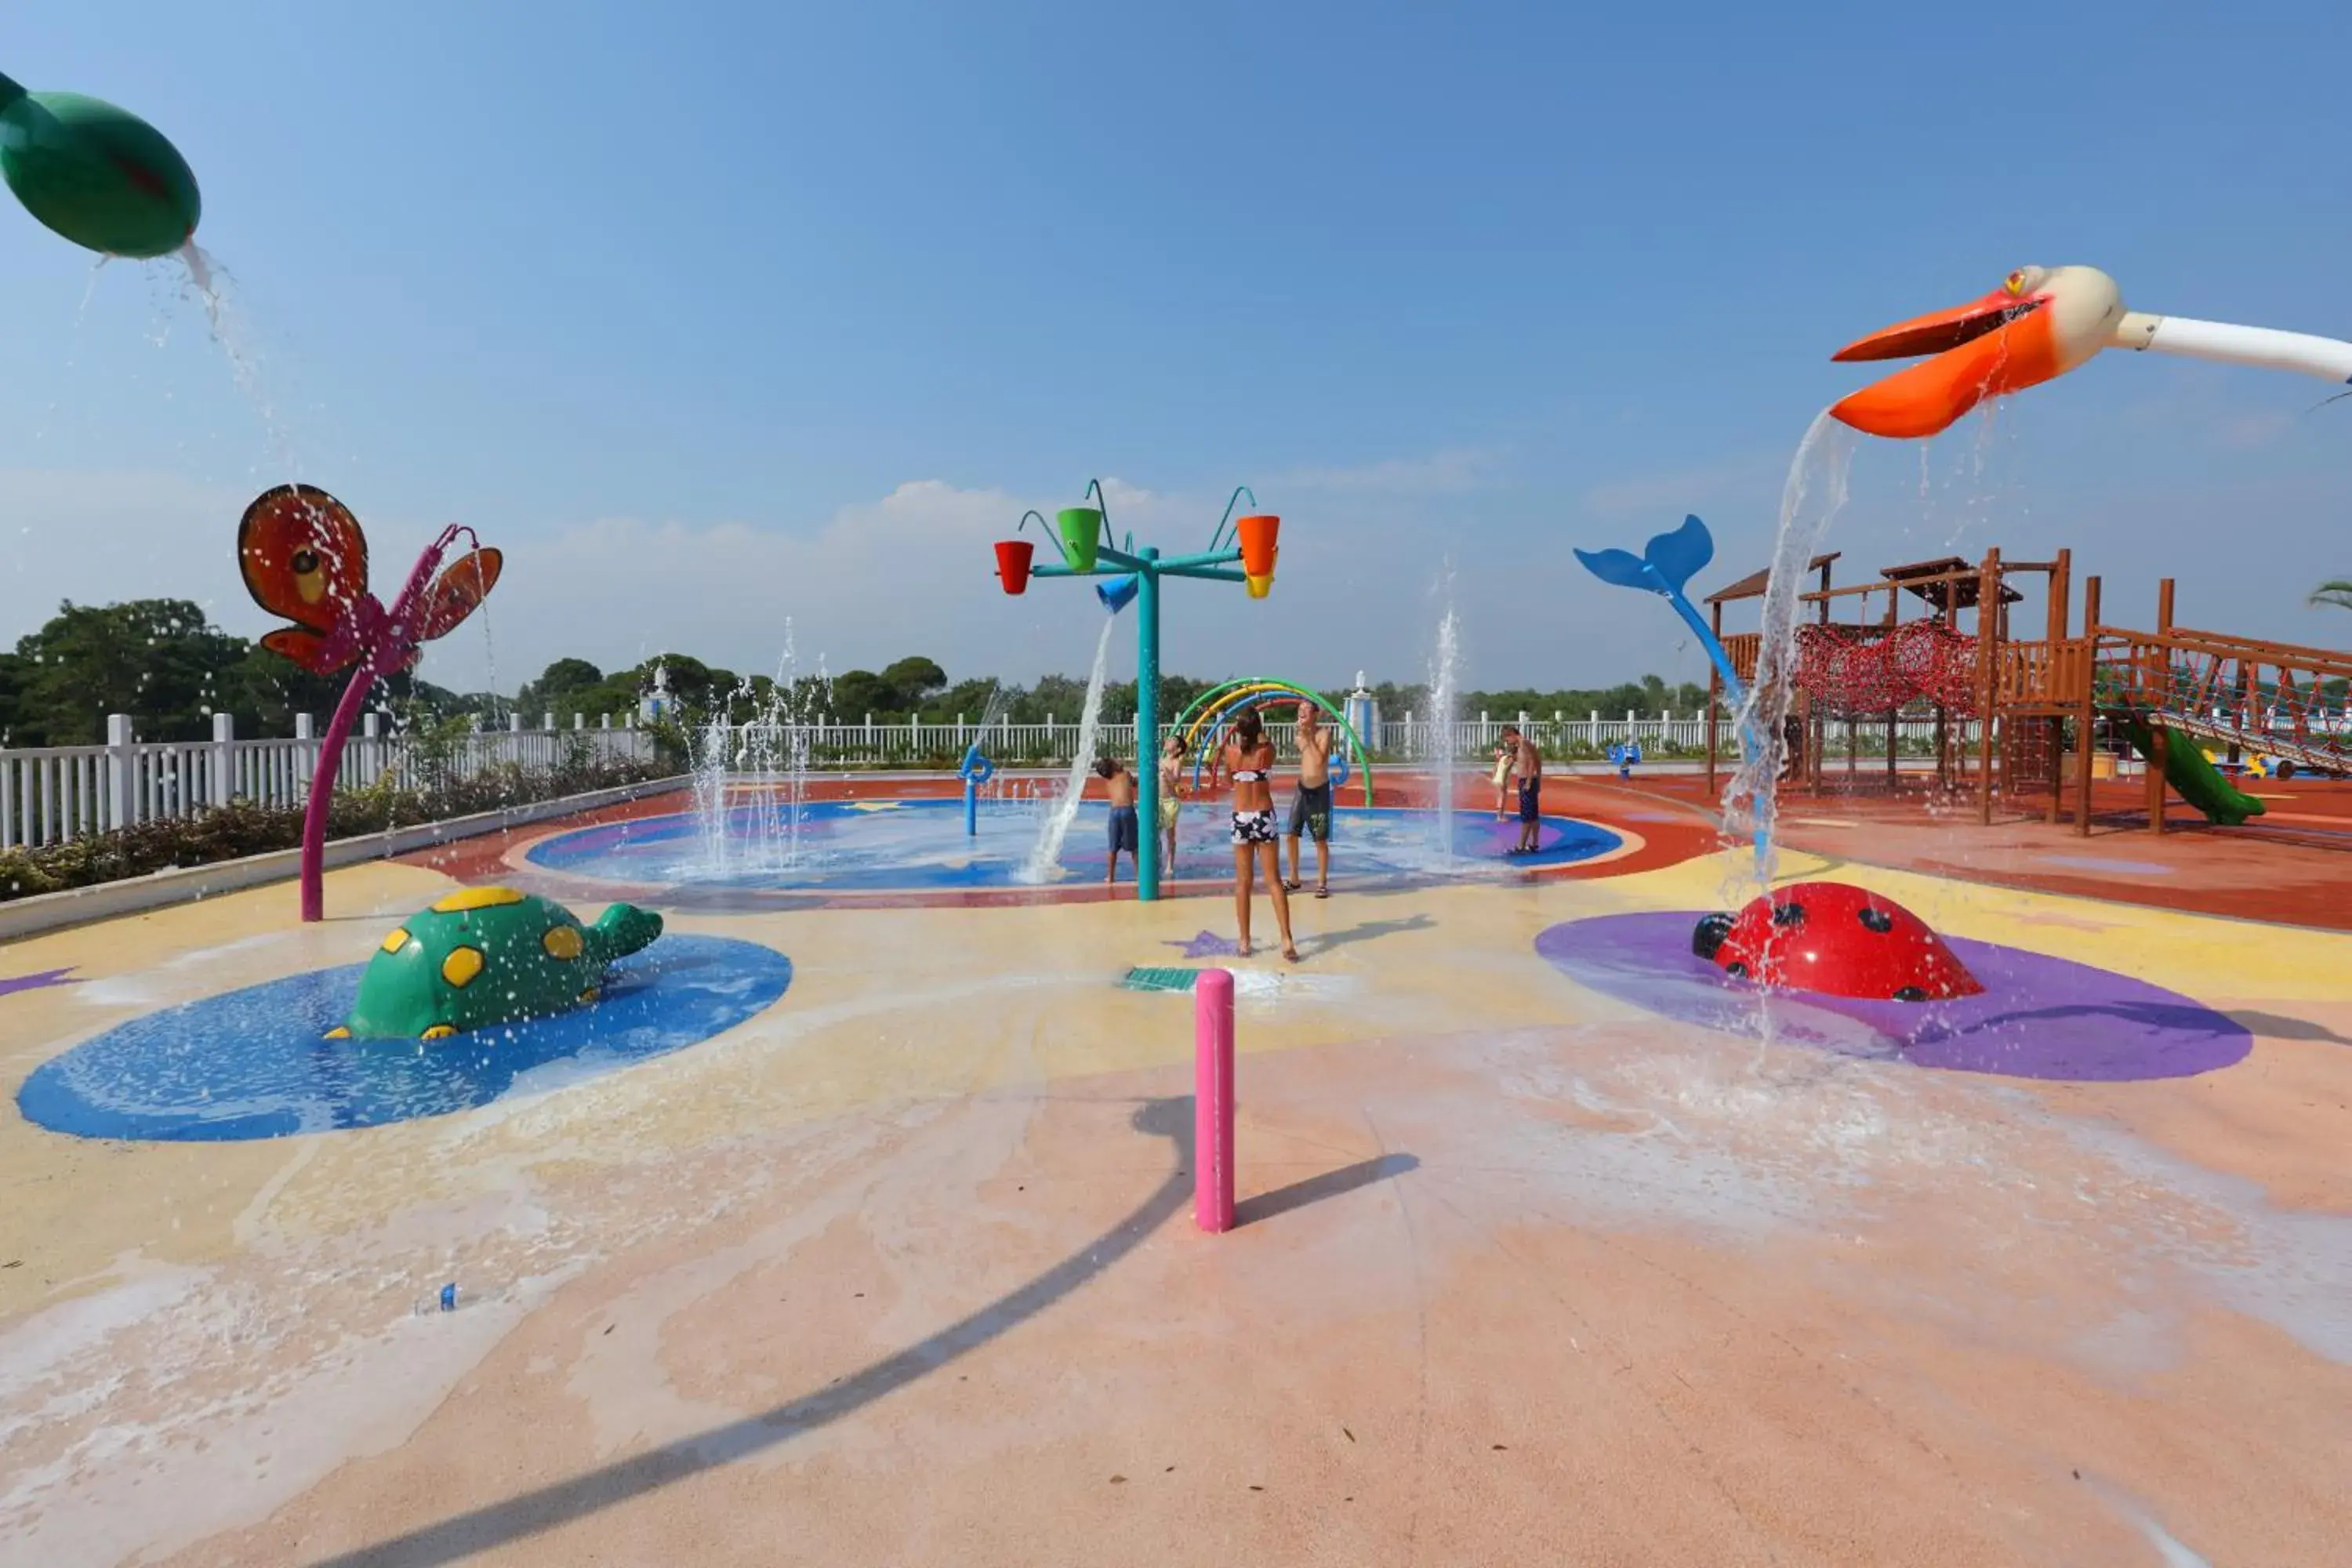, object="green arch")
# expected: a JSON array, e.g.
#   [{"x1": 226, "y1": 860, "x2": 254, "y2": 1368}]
[{"x1": 1173, "y1": 678, "x2": 1373, "y2": 806}]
